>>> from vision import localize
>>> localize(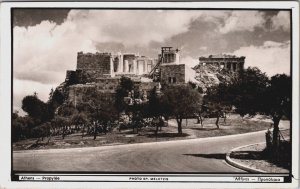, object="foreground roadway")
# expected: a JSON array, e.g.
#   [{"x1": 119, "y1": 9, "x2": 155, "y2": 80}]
[{"x1": 13, "y1": 121, "x2": 289, "y2": 172}]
